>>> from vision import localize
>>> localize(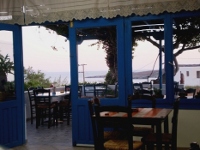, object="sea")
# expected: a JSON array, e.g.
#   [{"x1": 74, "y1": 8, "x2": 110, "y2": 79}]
[
  {"x1": 44, "y1": 71, "x2": 107, "y2": 84},
  {"x1": 7, "y1": 70, "x2": 154, "y2": 84},
  {"x1": 43, "y1": 71, "x2": 151, "y2": 84}
]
